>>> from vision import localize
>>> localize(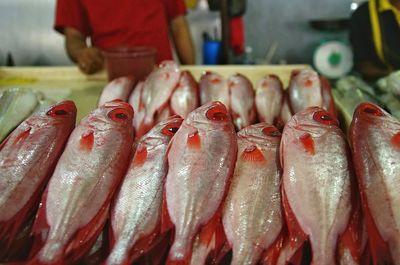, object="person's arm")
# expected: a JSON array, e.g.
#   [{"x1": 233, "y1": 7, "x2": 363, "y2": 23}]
[
  {"x1": 64, "y1": 27, "x2": 104, "y2": 74},
  {"x1": 170, "y1": 15, "x2": 195, "y2": 65}
]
